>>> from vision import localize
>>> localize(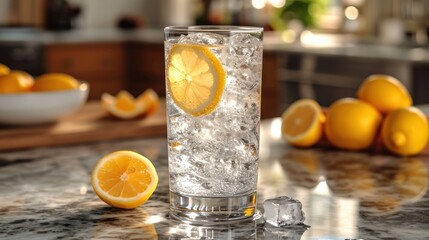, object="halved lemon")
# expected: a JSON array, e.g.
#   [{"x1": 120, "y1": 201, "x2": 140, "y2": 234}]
[
  {"x1": 166, "y1": 44, "x2": 226, "y2": 116},
  {"x1": 91, "y1": 151, "x2": 158, "y2": 209},
  {"x1": 137, "y1": 88, "x2": 160, "y2": 115},
  {"x1": 102, "y1": 90, "x2": 144, "y2": 119},
  {"x1": 281, "y1": 99, "x2": 325, "y2": 147},
  {"x1": 102, "y1": 89, "x2": 160, "y2": 119}
]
